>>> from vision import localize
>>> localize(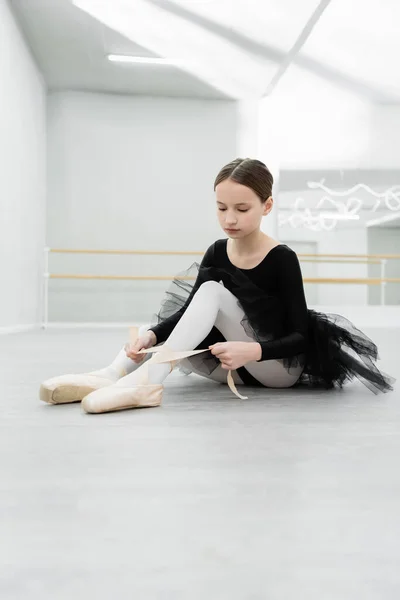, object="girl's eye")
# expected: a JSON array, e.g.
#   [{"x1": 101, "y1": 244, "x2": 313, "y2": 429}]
[{"x1": 218, "y1": 208, "x2": 249, "y2": 213}]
